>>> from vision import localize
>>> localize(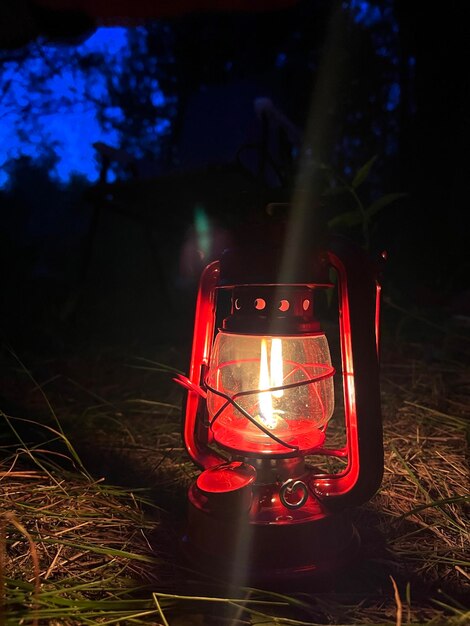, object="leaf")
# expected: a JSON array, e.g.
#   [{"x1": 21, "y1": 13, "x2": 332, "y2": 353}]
[
  {"x1": 327, "y1": 193, "x2": 407, "y2": 231},
  {"x1": 365, "y1": 192, "x2": 407, "y2": 218},
  {"x1": 352, "y1": 155, "x2": 377, "y2": 188},
  {"x1": 327, "y1": 209, "x2": 364, "y2": 230}
]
